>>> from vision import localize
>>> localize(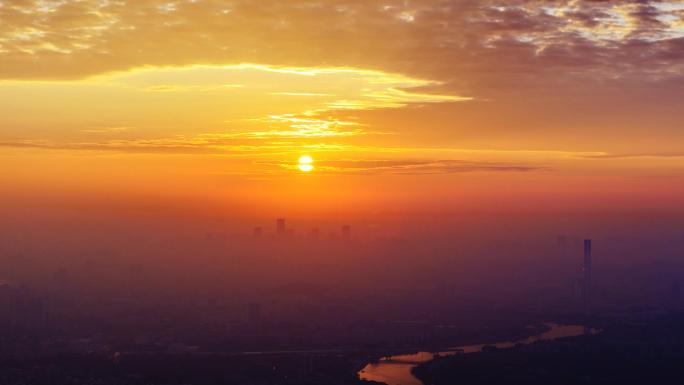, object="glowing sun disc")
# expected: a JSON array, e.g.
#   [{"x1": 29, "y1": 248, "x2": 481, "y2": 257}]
[
  {"x1": 299, "y1": 155, "x2": 313, "y2": 164},
  {"x1": 298, "y1": 155, "x2": 314, "y2": 172}
]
